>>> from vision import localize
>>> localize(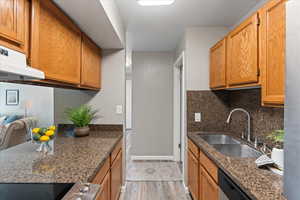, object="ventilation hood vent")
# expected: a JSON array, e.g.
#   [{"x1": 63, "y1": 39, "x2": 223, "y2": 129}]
[{"x1": 0, "y1": 46, "x2": 45, "y2": 81}]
